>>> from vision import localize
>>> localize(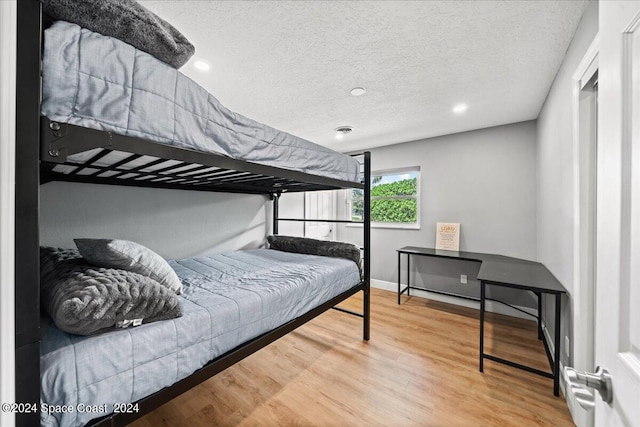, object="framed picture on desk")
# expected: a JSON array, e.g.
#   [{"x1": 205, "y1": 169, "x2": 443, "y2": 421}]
[{"x1": 435, "y1": 222, "x2": 460, "y2": 251}]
